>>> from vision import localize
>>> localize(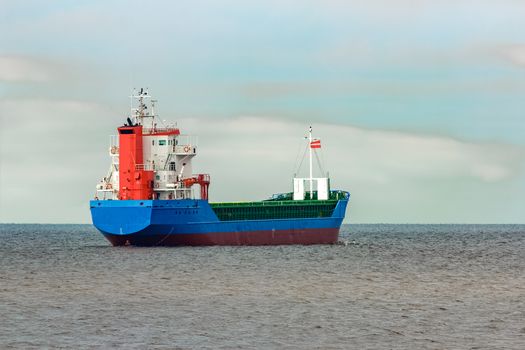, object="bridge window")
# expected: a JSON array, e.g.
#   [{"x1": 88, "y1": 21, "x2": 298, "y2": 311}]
[{"x1": 159, "y1": 140, "x2": 166, "y2": 146}]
